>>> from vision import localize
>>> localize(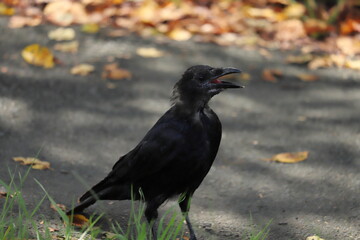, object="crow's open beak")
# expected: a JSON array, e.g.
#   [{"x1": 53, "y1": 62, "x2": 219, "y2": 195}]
[{"x1": 210, "y1": 67, "x2": 244, "y2": 89}]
